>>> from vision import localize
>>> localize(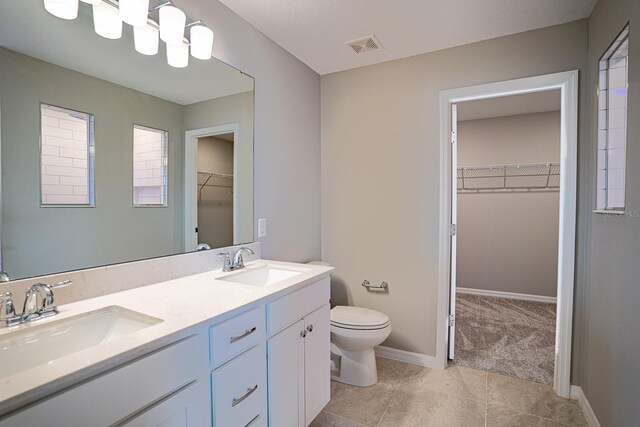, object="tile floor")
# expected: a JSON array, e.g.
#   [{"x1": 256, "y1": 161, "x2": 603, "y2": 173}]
[{"x1": 310, "y1": 357, "x2": 587, "y2": 427}]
